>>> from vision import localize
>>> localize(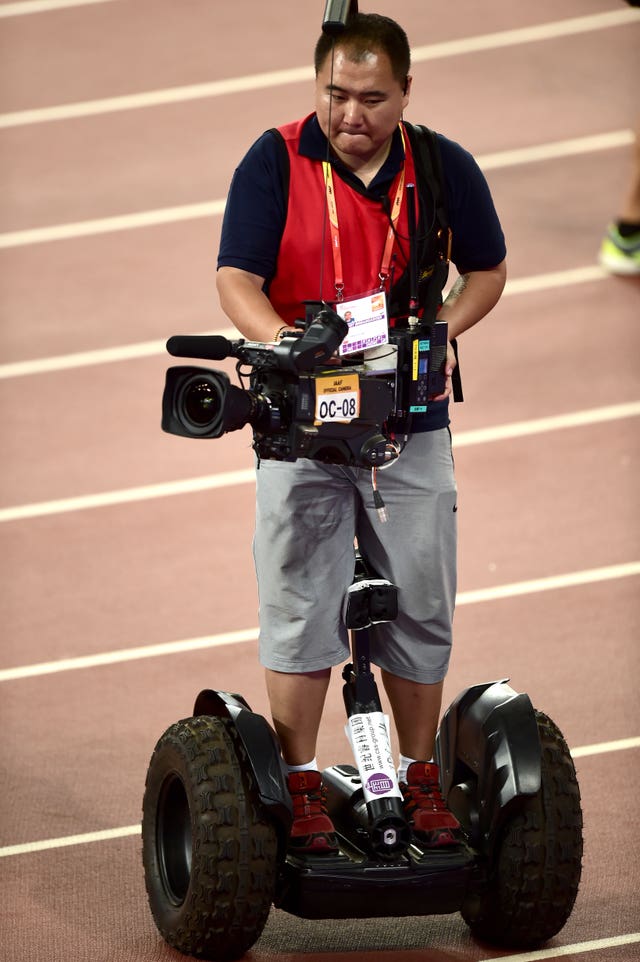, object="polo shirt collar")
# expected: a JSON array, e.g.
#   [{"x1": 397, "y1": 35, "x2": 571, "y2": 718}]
[{"x1": 299, "y1": 113, "x2": 405, "y2": 195}]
